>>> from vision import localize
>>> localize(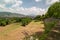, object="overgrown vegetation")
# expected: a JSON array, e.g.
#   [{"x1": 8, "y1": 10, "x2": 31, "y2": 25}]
[
  {"x1": 21, "y1": 17, "x2": 32, "y2": 26},
  {"x1": 47, "y1": 2, "x2": 60, "y2": 18},
  {"x1": 34, "y1": 14, "x2": 45, "y2": 22},
  {"x1": 0, "y1": 17, "x2": 32, "y2": 26},
  {"x1": 39, "y1": 20, "x2": 57, "y2": 40}
]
